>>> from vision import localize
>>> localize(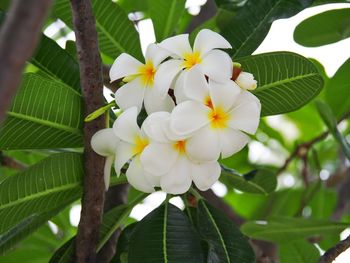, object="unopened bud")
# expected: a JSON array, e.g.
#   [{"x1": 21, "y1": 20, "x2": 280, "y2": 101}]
[{"x1": 235, "y1": 72, "x2": 257, "y2": 90}]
